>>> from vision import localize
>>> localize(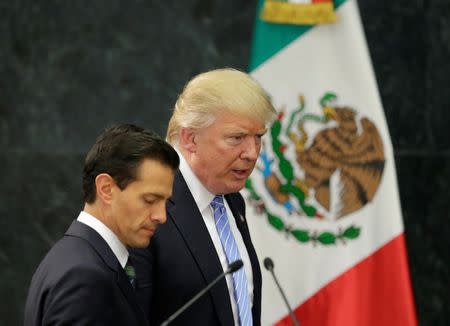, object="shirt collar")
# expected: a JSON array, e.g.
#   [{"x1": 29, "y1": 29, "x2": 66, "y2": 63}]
[
  {"x1": 176, "y1": 147, "x2": 216, "y2": 213},
  {"x1": 77, "y1": 211, "x2": 129, "y2": 268}
]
